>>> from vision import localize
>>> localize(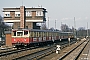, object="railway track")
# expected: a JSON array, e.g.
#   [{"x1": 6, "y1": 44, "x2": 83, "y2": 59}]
[
  {"x1": 58, "y1": 39, "x2": 89, "y2": 60},
  {"x1": 0, "y1": 46, "x2": 50, "y2": 60},
  {"x1": 77, "y1": 39, "x2": 90, "y2": 60},
  {"x1": 0, "y1": 45, "x2": 44, "y2": 57},
  {"x1": 0, "y1": 39, "x2": 76, "y2": 60},
  {"x1": 13, "y1": 40, "x2": 76, "y2": 60}
]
